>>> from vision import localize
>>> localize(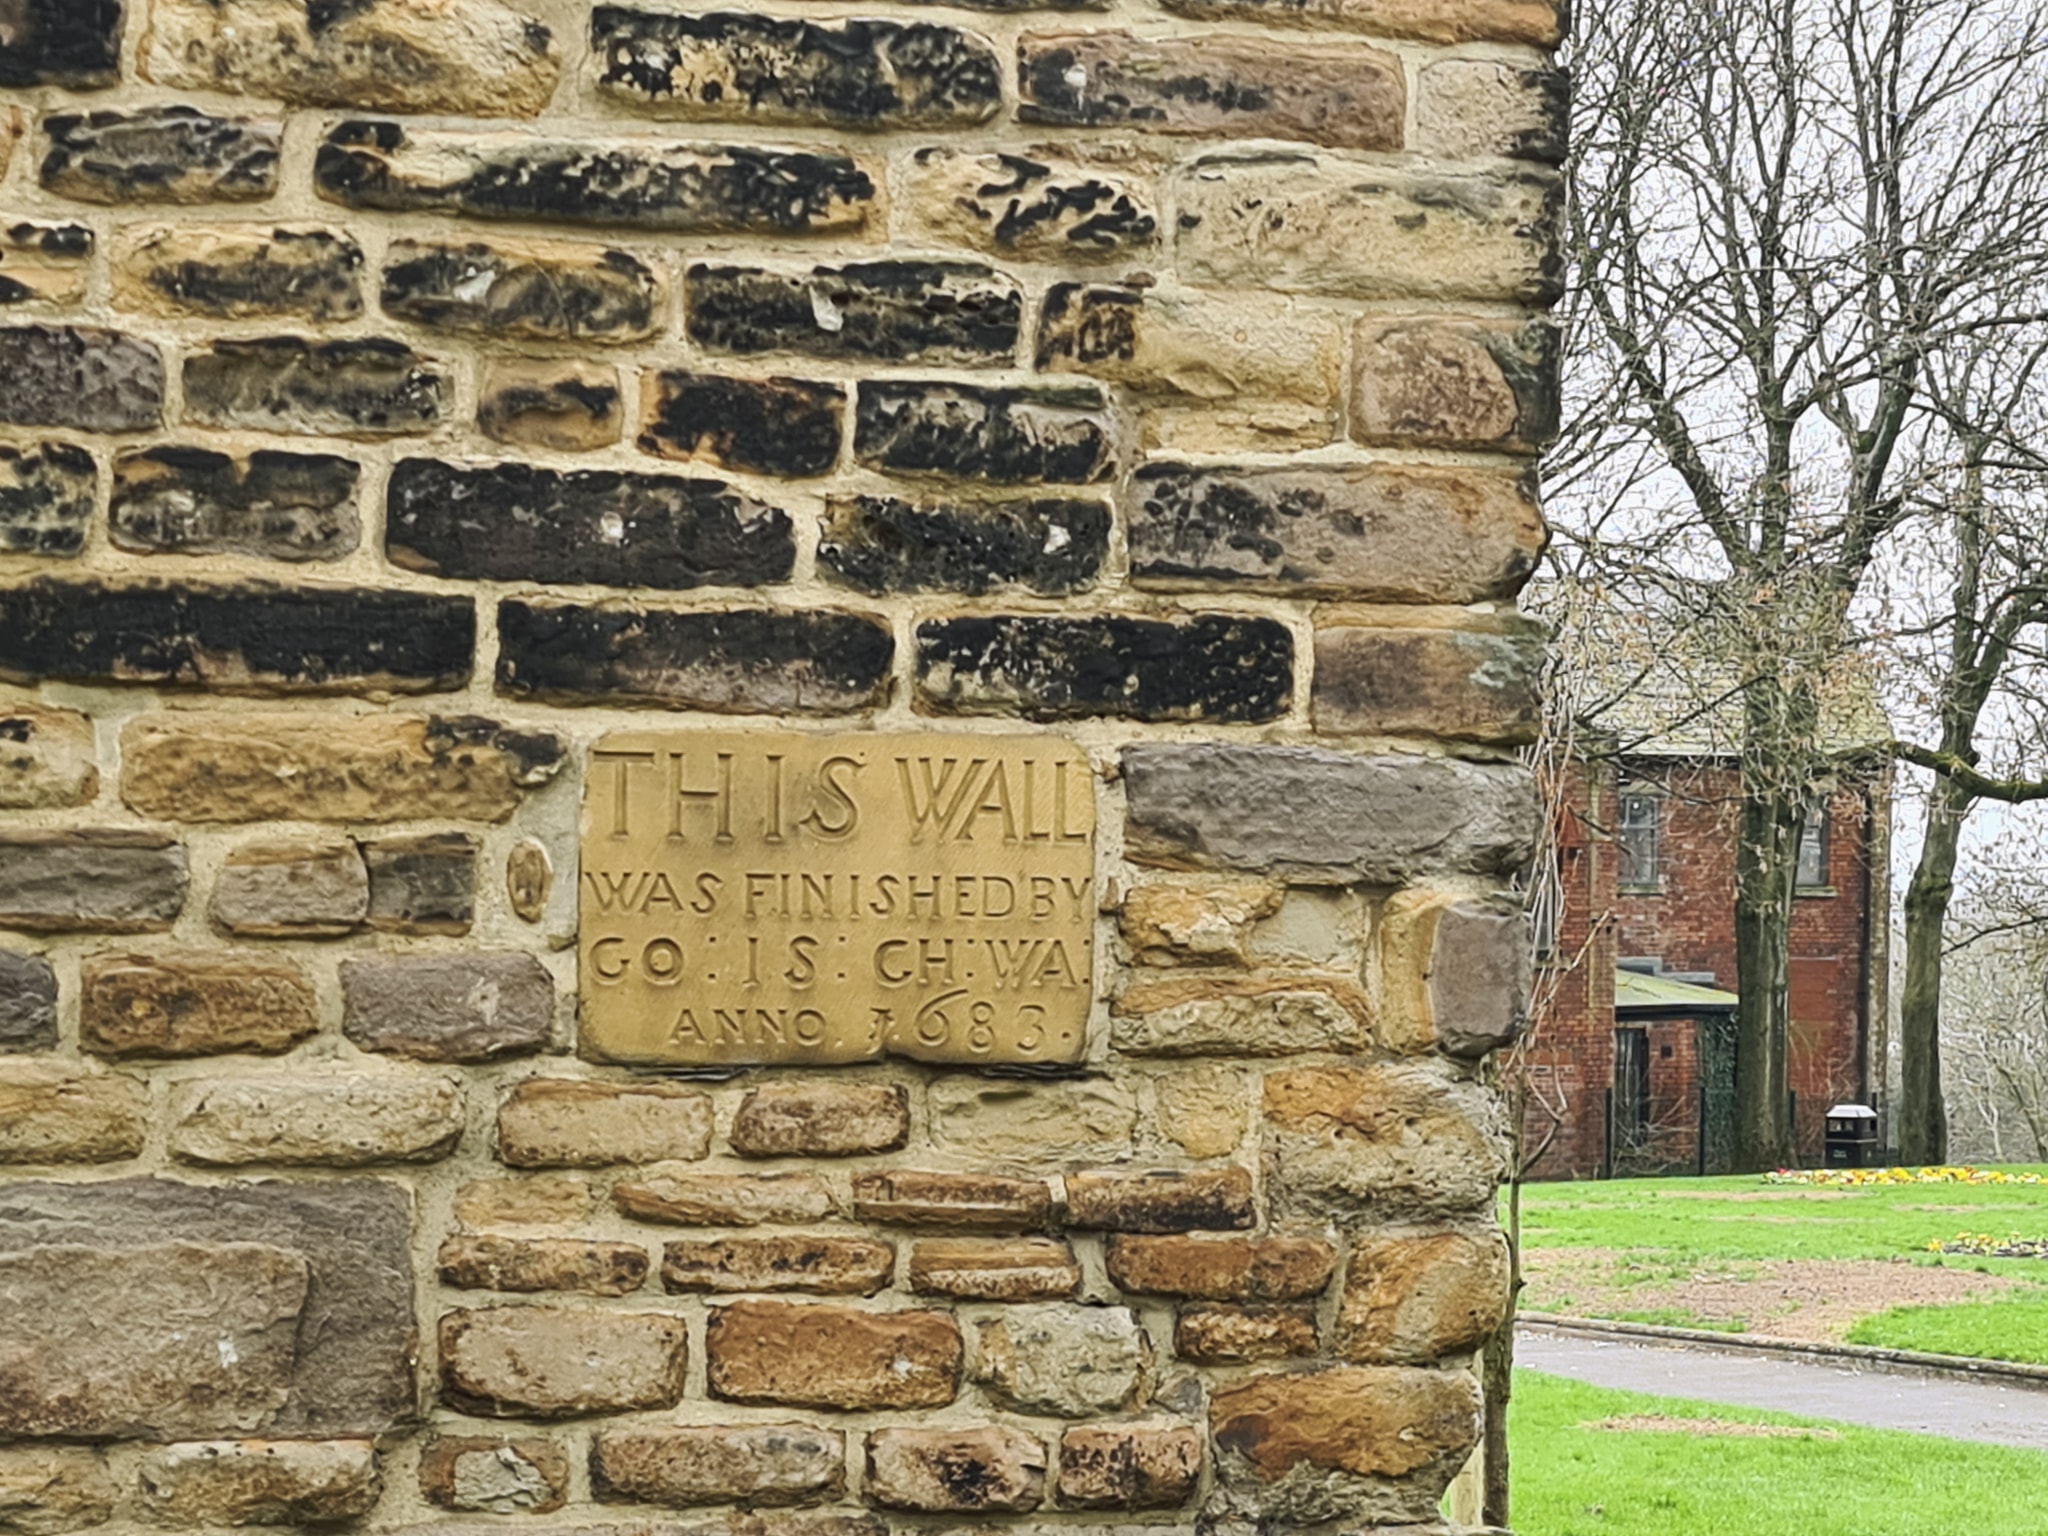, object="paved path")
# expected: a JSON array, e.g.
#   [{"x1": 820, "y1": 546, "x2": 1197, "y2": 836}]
[{"x1": 1520, "y1": 1325, "x2": 2048, "y2": 1449}]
